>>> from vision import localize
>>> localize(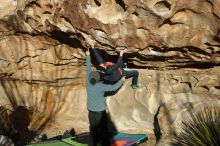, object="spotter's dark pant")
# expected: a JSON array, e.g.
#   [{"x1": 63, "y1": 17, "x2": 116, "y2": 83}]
[{"x1": 88, "y1": 110, "x2": 110, "y2": 146}]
